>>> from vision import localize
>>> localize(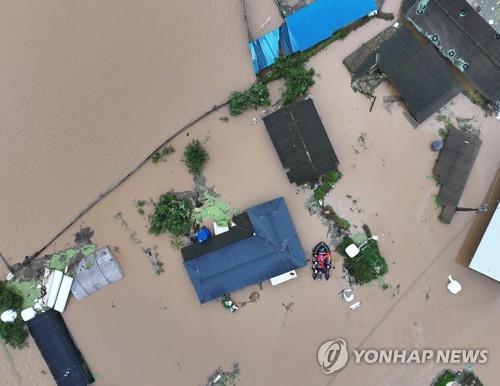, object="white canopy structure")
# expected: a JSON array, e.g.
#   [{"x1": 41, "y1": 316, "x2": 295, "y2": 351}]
[{"x1": 469, "y1": 203, "x2": 500, "y2": 281}]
